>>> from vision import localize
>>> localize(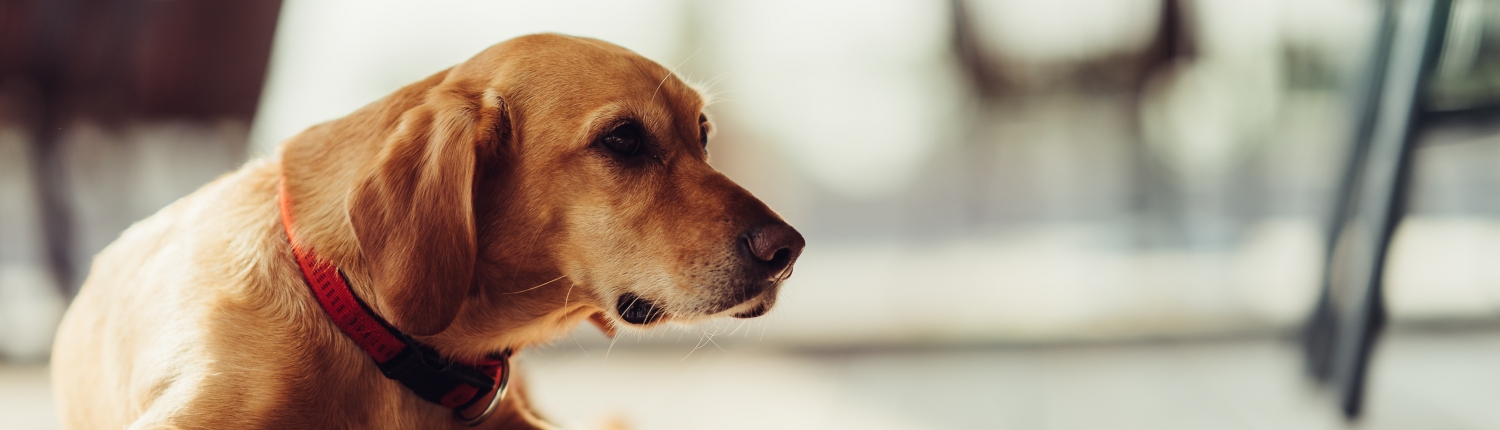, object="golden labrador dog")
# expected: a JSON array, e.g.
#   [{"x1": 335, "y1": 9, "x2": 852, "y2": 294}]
[{"x1": 51, "y1": 34, "x2": 804, "y2": 429}]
